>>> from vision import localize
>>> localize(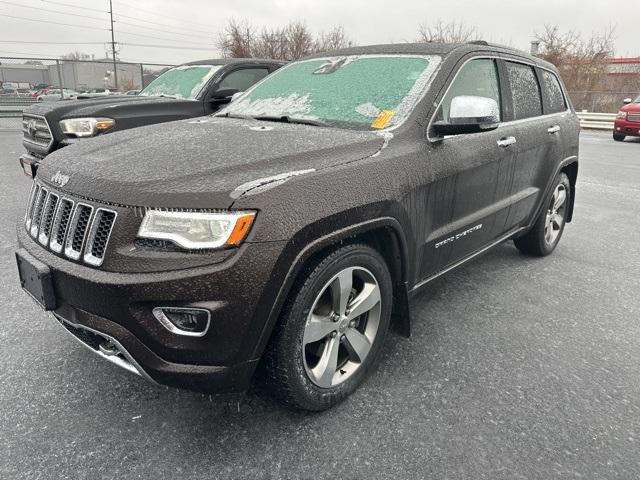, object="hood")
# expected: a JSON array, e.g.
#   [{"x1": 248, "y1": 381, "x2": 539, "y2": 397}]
[
  {"x1": 621, "y1": 101, "x2": 640, "y2": 112},
  {"x1": 25, "y1": 95, "x2": 189, "y2": 120},
  {"x1": 37, "y1": 117, "x2": 387, "y2": 209}
]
